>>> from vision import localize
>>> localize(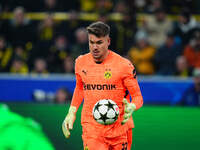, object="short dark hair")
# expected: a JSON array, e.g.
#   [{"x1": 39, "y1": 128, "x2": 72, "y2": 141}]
[{"x1": 86, "y1": 21, "x2": 110, "y2": 37}]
